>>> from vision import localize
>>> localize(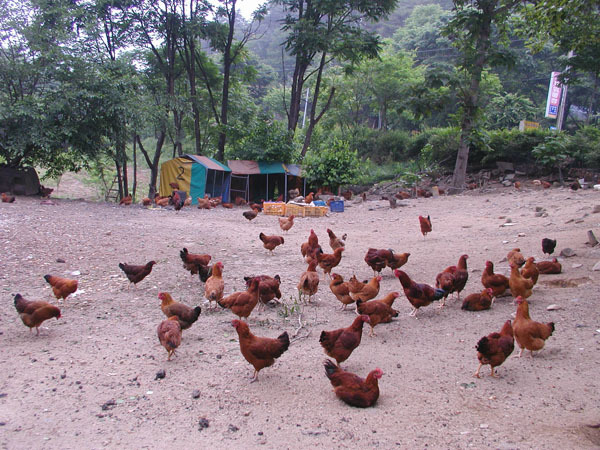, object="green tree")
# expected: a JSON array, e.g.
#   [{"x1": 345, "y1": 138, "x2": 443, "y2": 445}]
[
  {"x1": 443, "y1": 0, "x2": 520, "y2": 193},
  {"x1": 520, "y1": 0, "x2": 600, "y2": 127},
  {"x1": 303, "y1": 139, "x2": 360, "y2": 192},
  {"x1": 274, "y1": 0, "x2": 398, "y2": 158}
]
